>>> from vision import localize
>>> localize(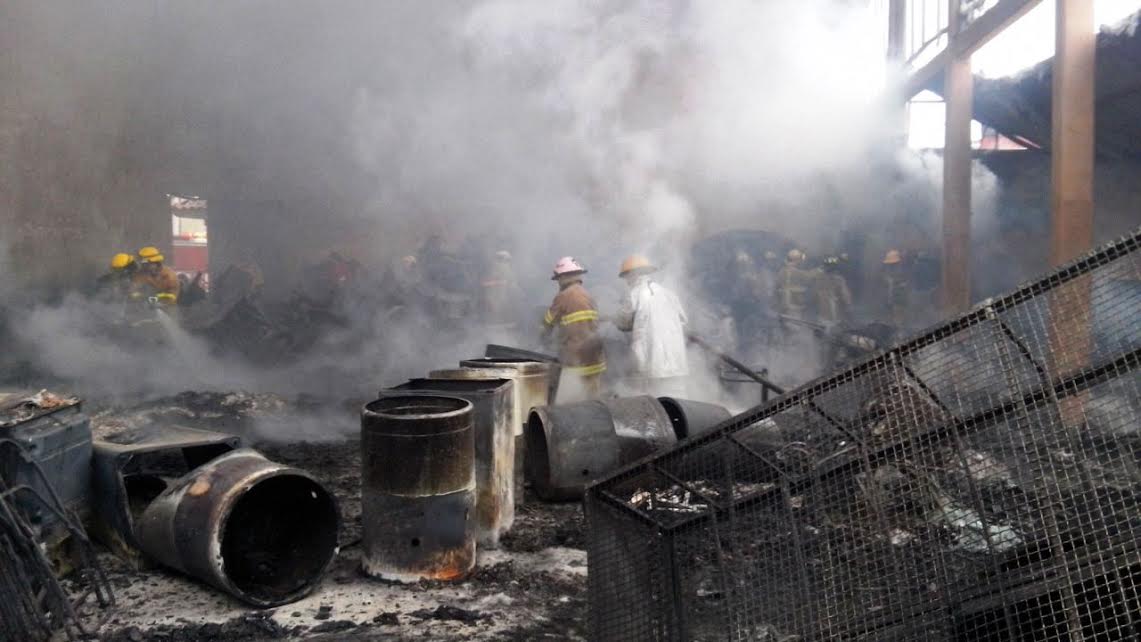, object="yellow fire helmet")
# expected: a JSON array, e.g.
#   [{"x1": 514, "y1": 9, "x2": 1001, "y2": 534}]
[
  {"x1": 110, "y1": 253, "x2": 136, "y2": 270},
  {"x1": 618, "y1": 254, "x2": 656, "y2": 277},
  {"x1": 138, "y1": 246, "x2": 164, "y2": 264}
]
